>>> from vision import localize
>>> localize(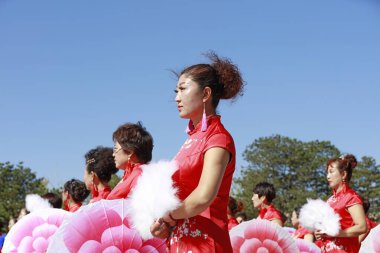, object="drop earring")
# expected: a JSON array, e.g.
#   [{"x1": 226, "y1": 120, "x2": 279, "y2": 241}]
[{"x1": 201, "y1": 103, "x2": 208, "y2": 132}]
